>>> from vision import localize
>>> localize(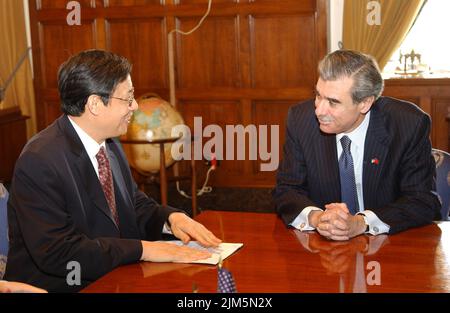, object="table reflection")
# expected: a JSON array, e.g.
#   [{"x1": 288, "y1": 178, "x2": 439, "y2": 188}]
[{"x1": 294, "y1": 231, "x2": 389, "y2": 293}]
